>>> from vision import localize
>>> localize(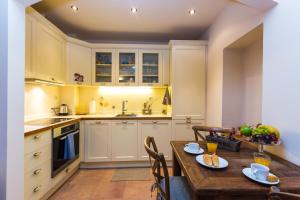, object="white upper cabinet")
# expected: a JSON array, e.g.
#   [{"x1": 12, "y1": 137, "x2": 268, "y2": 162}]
[
  {"x1": 35, "y1": 22, "x2": 66, "y2": 83},
  {"x1": 66, "y1": 42, "x2": 92, "y2": 85},
  {"x1": 25, "y1": 12, "x2": 66, "y2": 83},
  {"x1": 162, "y1": 50, "x2": 170, "y2": 86},
  {"x1": 116, "y1": 49, "x2": 139, "y2": 86},
  {"x1": 170, "y1": 41, "x2": 206, "y2": 120},
  {"x1": 92, "y1": 49, "x2": 116, "y2": 86},
  {"x1": 138, "y1": 50, "x2": 163, "y2": 86}
]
